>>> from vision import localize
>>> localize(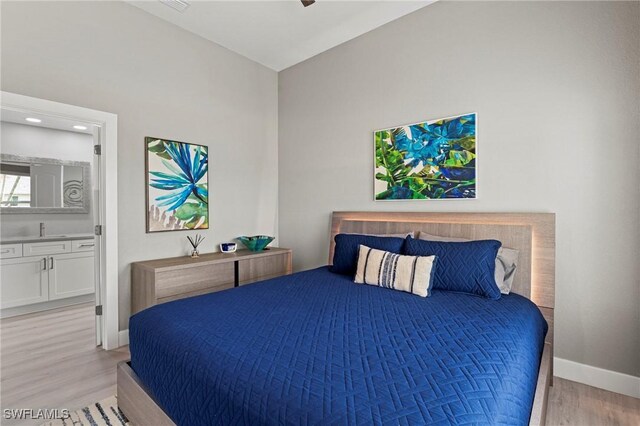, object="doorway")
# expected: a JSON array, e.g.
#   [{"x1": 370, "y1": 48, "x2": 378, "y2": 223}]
[{"x1": 0, "y1": 91, "x2": 118, "y2": 349}]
